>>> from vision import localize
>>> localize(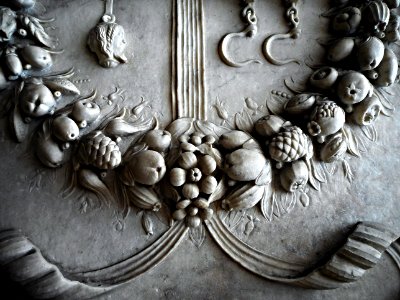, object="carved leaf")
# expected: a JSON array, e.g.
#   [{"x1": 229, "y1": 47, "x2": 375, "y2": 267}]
[
  {"x1": 310, "y1": 160, "x2": 327, "y2": 183},
  {"x1": 267, "y1": 94, "x2": 286, "y2": 115},
  {"x1": 245, "y1": 98, "x2": 258, "y2": 111},
  {"x1": 342, "y1": 126, "x2": 360, "y2": 157},
  {"x1": 18, "y1": 15, "x2": 56, "y2": 48},
  {"x1": 255, "y1": 162, "x2": 272, "y2": 186},
  {"x1": 234, "y1": 110, "x2": 253, "y2": 133},
  {"x1": 141, "y1": 212, "x2": 154, "y2": 235},
  {"x1": 208, "y1": 177, "x2": 228, "y2": 203},
  {"x1": 197, "y1": 143, "x2": 223, "y2": 167},
  {"x1": 260, "y1": 187, "x2": 274, "y2": 221},
  {"x1": 360, "y1": 125, "x2": 378, "y2": 142},
  {"x1": 10, "y1": 104, "x2": 29, "y2": 143},
  {"x1": 113, "y1": 218, "x2": 125, "y2": 232},
  {"x1": 43, "y1": 78, "x2": 80, "y2": 95},
  {"x1": 189, "y1": 223, "x2": 206, "y2": 248}
]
